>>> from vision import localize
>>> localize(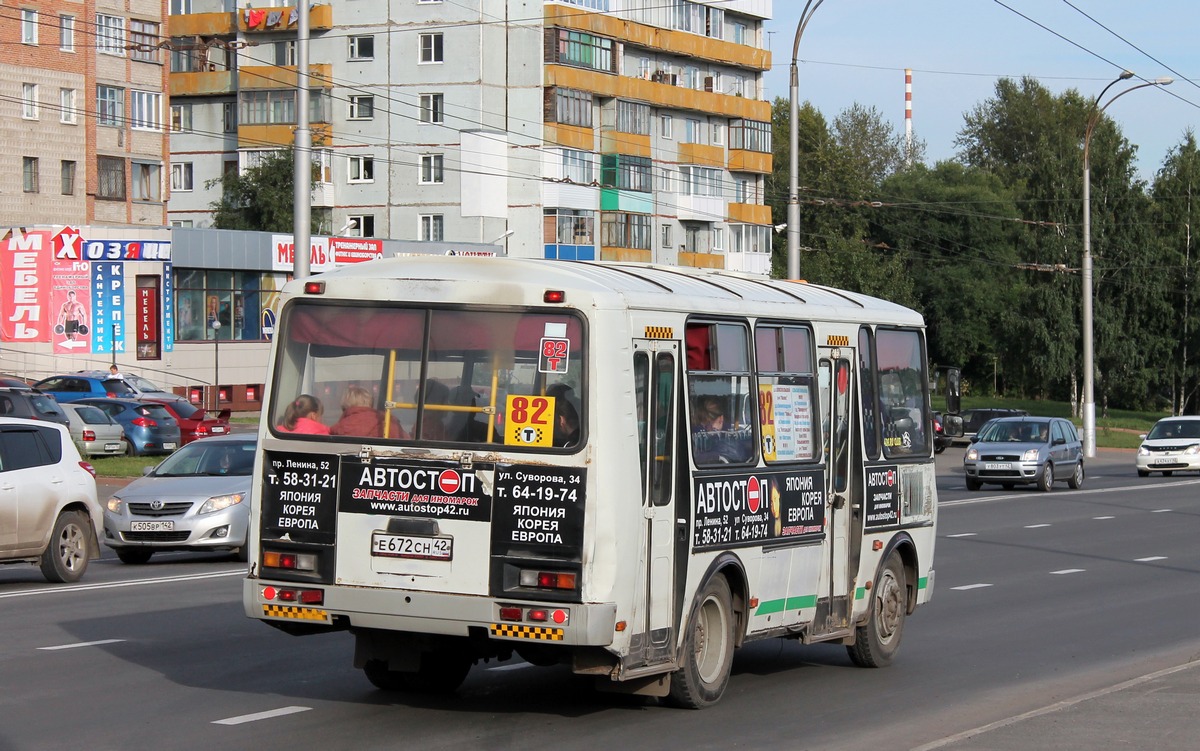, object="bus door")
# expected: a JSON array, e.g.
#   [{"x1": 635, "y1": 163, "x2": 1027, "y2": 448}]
[
  {"x1": 813, "y1": 351, "x2": 856, "y2": 637},
  {"x1": 632, "y1": 339, "x2": 679, "y2": 664}
]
